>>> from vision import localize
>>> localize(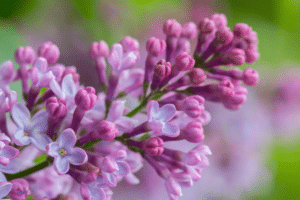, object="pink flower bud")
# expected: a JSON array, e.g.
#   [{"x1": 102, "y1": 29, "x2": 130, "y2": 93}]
[
  {"x1": 153, "y1": 59, "x2": 171, "y2": 80},
  {"x1": 174, "y1": 52, "x2": 195, "y2": 71},
  {"x1": 75, "y1": 87, "x2": 97, "y2": 111},
  {"x1": 210, "y1": 13, "x2": 227, "y2": 29},
  {"x1": 0, "y1": 61, "x2": 15, "y2": 83},
  {"x1": 215, "y1": 27, "x2": 233, "y2": 45},
  {"x1": 182, "y1": 121, "x2": 204, "y2": 143},
  {"x1": 120, "y1": 36, "x2": 139, "y2": 52},
  {"x1": 38, "y1": 41, "x2": 60, "y2": 64},
  {"x1": 181, "y1": 22, "x2": 197, "y2": 39},
  {"x1": 8, "y1": 178, "x2": 31, "y2": 200},
  {"x1": 46, "y1": 97, "x2": 67, "y2": 118},
  {"x1": 181, "y1": 95, "x2": 205, "y2": 118},
  {"x1": 62, "y1": 66, "x2": 80, "y2": 83},
  {"x1": 223, "y1": 85, "x2": 248, "y2": 110},
  {"x1": 243, "y1": 68, "x2": 259, "y2": 85},
  {"x1": 244, "y1": 31, "x2": 258, "y2": 47},
  {"x1": 14, "y1": 46, "x2": 35, "y2": 65},
  {"x1": 164, "y1": 19, "x2": 182, "y2": 37},
  {"x1": 198, "y1": 18, "x2": 215, "y2": 33},
  {"x1": 233, "y1": 23, "x2": 252, "y2": 38},
  {"x1": 89, "y1": 40, "x2": 109, "y2": 60},
  {"x1": 217, "y1": 79, "x2": 235, "y2": 100},
  {"x1": 143, "y1": 137, "x2": 164, "y2": 156},
  {"x1": 188, "y1": 68, "x2": 207, "y2": 85},
  {"x1": 91, "y1": 120, "x2": 119, "y2": 141},
  {"x1": 146, "y1": 37, "x2": 166, "y2": 56},
  {"x1": 245, "y1": 46, "x2": 259, "y2": 63},
  {"x1": 227, "y1": 48, "x2": 245, "y2": 66}
]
